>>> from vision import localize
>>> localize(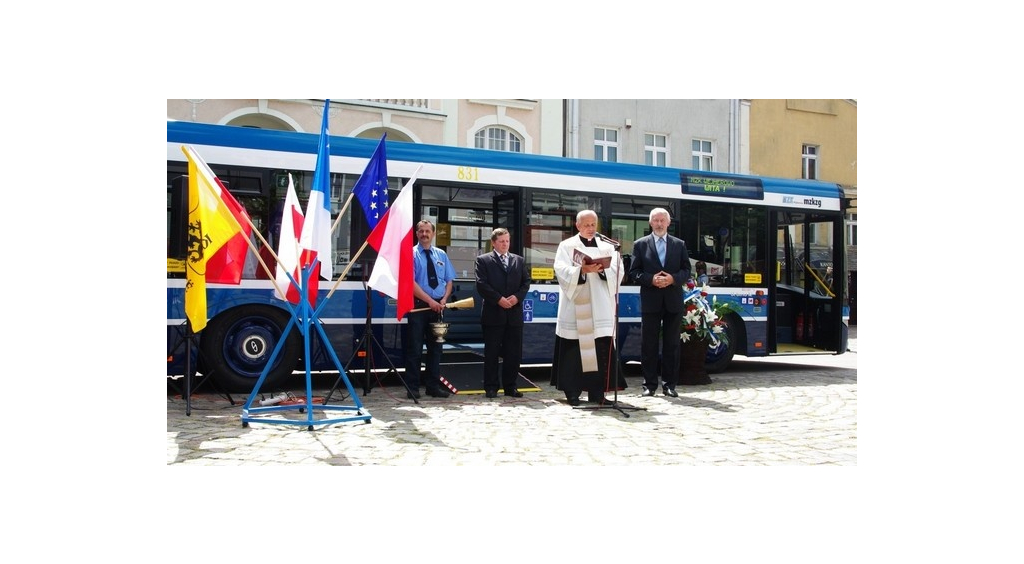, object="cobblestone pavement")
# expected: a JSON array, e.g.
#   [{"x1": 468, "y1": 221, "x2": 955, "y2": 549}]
[
  {"x1": 163, "y1": 330, "x2": 860, "y2": 561},
  {"x1": 168, "y1": 329, "x2": 856, "y2": 466}
]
